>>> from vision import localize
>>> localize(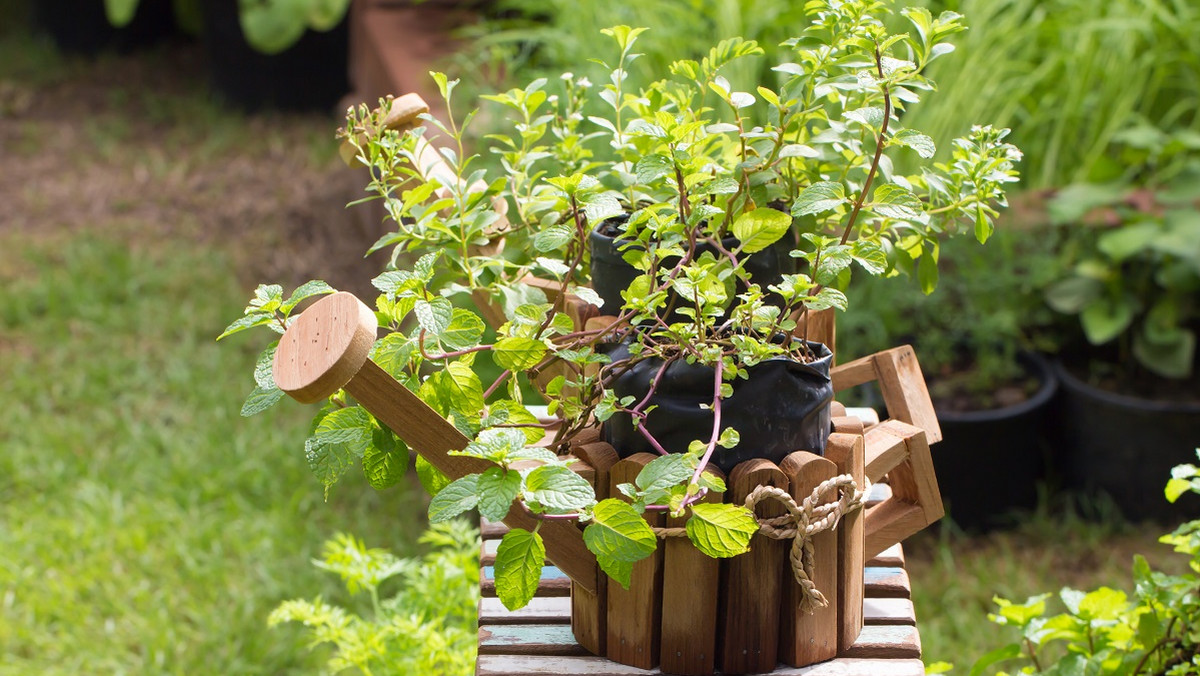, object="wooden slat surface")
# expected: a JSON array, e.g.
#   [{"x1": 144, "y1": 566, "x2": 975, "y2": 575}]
[{"x1": 476, "y1": 656, "x2": 927, "y2": 675}]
